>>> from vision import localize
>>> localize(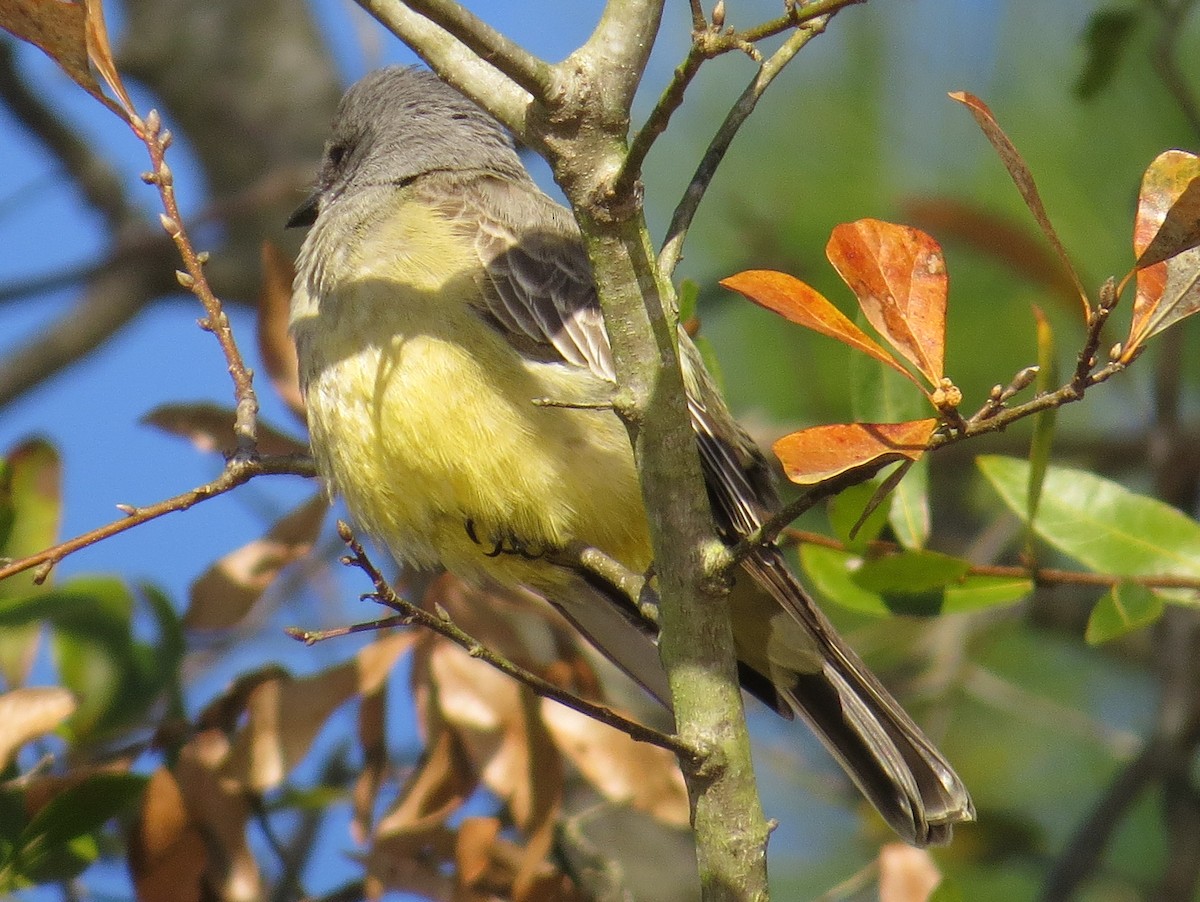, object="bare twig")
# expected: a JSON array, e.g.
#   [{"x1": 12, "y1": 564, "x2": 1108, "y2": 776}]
[
  {"x1": 134, "y1": 110, "x2": 260, "y2": 454},
  {"x1": 659, "y1": 21, "x2": 829, "y2": 278},
  {"x1": 330, "y1": 522, "x2": 697, "y2": 762},
  {"x1": 0, "y1": 454, "x2": 316, "y2": 585}
]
